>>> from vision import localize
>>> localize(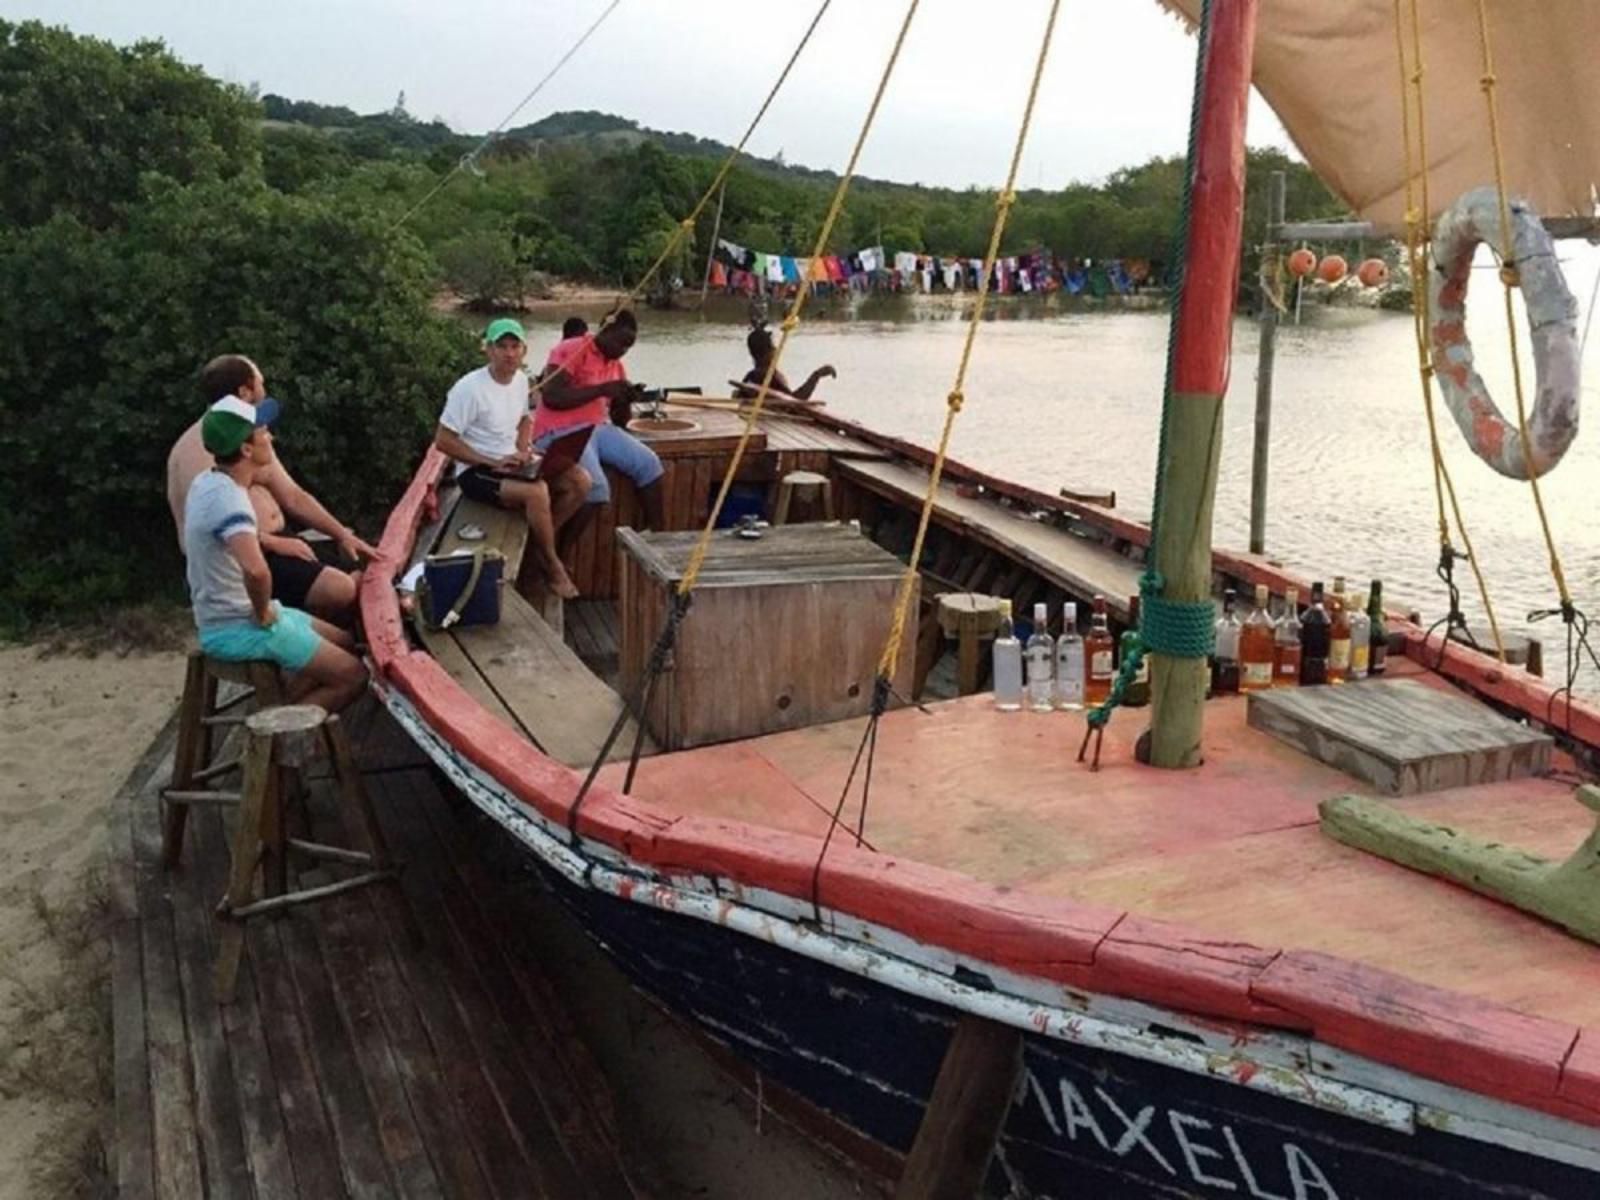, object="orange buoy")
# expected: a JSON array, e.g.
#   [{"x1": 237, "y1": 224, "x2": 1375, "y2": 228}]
[
  {"x1": 1287, "y1": 247, "x2": 1317, "y2": 278},
  {"x1": 1317, "y1": 254, "x2": 1348, "y2": 283},
  {"x1": 1357, "y1": 257, "x2": 1389, "y2": 287}
]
